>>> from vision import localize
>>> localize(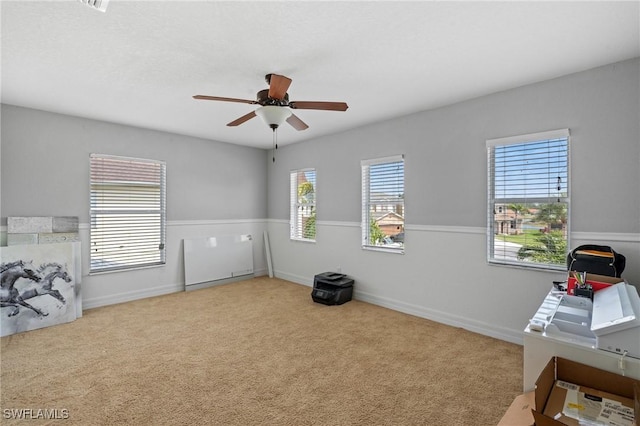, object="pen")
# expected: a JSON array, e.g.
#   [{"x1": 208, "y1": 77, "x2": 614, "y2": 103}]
[{"x1": 574, "y1": 271, "x2": 583, "y2": 285}]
